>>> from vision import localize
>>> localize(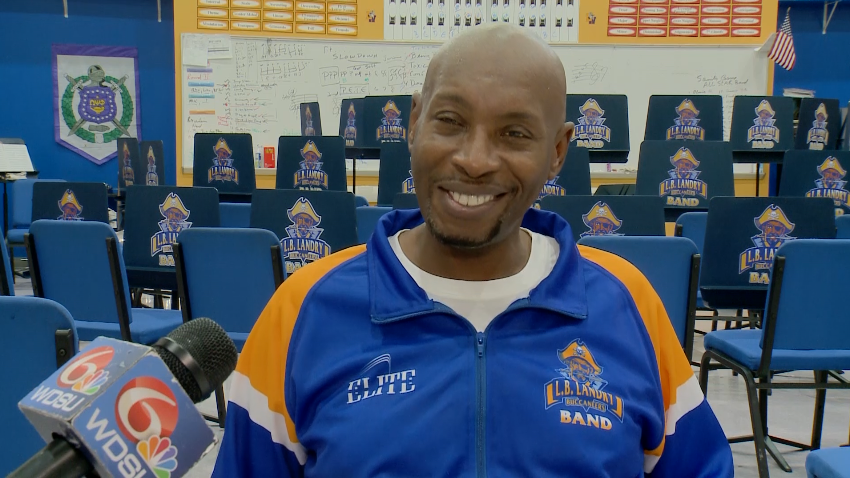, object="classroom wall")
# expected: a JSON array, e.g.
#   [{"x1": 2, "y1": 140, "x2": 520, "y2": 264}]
[
  {"x1": 0, "y1": 0, "x2": 175, "y2": 220},
  {"x1": 773, "y1": 2, "x2": 850, "y2": 104}
]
